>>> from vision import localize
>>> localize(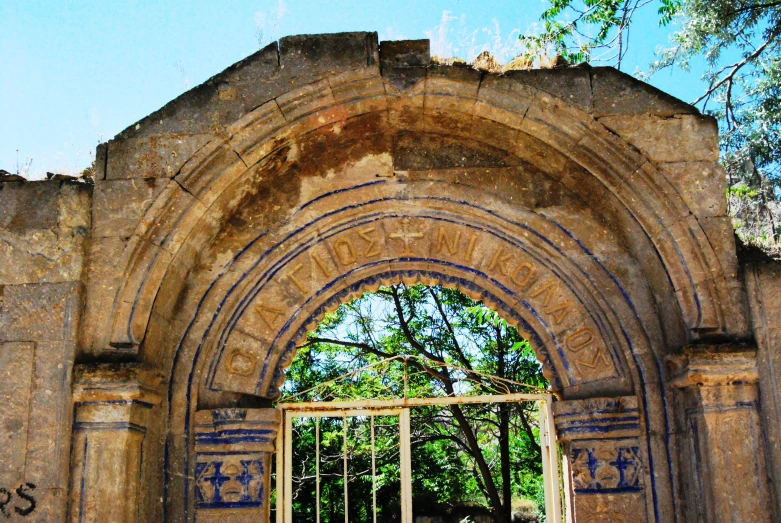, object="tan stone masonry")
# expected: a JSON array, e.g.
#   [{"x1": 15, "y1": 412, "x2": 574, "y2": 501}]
[{"x1": 1, "y1": 32, "x2": 779, "y2": 522}]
